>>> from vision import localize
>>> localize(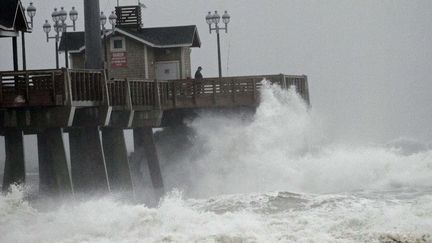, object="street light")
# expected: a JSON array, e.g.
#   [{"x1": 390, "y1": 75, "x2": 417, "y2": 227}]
[
  {"x1": 26, "y1": 2, "x2": 36, "y2": 28},
  {"x1": 20, "y1": 2, "x2": 37, "y2": 71},
  {"x1": 109, "y1": 11, "x2": 118, "y2": 29},
  {"x1": 59, "y1": 7, "x2": 78, "y2": 68},
  {"x1": 206, "y1": 10, "x2": 230, "y2": 78},
  {"x1": 44, "y1": 7, "x2": 78, "y2": 69},
  {"x1": 100, "y1": 11, "x2": 117, "y2": 76}
]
